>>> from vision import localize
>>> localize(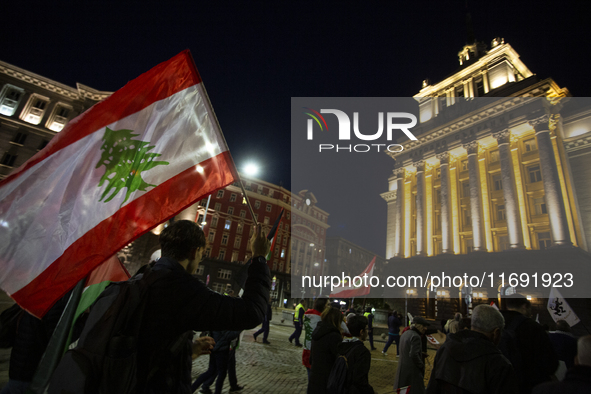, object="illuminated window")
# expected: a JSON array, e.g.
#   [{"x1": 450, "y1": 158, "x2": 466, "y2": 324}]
[
  {"x1": 46, "y1": 104, "x2": 72, "y2": 132},
  {"x1": 216, "y1": 190, "x2": 224, "y2": 198},
  {"x1": 538, "y1": 232, "x2": 552, "y2": 250},
  {"x1": 230, "y1": 193, "x2": 237, "y2": 202},
  {"x1": 224, "y1": 220, "x2": 231, "y2": 230},
  {"x1": 497, "y1": 204, "x2": 506, "y2": 221},
  {"x1": 20, "y1": 94, "x2": 50, "y2": 125},
  {"x1": 0, "y1": 85, "x2": 24, "y2": 116},
  {"x1": 281, "y1": 248, "x2": 286, "y2": 258},
  {"x1": 490, "y1": 150, "x2": 500, "y2": 163},
  {"x1": 524, "y1": 138, "x2": 538, "y2": 152},
  {"x1": 493, "y1": 174, "x2": 503, "y2": 191},
  {"x1": 528, "y1": 165, "x2": 542, "y2": 183},
  {"x1": 533, "y1": 197, "x2": 547, "y2": 215}
]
